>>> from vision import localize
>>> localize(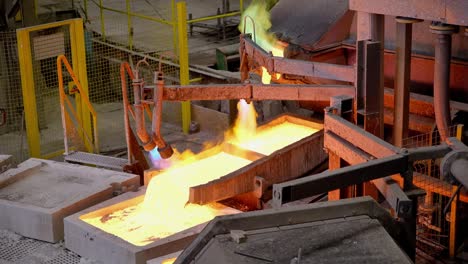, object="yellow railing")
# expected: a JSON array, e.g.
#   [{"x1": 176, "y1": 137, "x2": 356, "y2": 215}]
[
  {"x1": 81, "y1": 0, "x2": 243, "y2": 134},
  {"x1": 57, "y1": 55, "x2": 99, "y2": 154}
]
